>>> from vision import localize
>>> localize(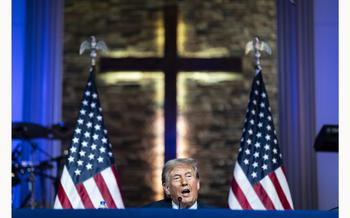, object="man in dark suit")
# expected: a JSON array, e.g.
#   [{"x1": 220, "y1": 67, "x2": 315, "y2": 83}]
[{"x1": 144, "y1": 158, "x2": 209, "y2": 209}]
